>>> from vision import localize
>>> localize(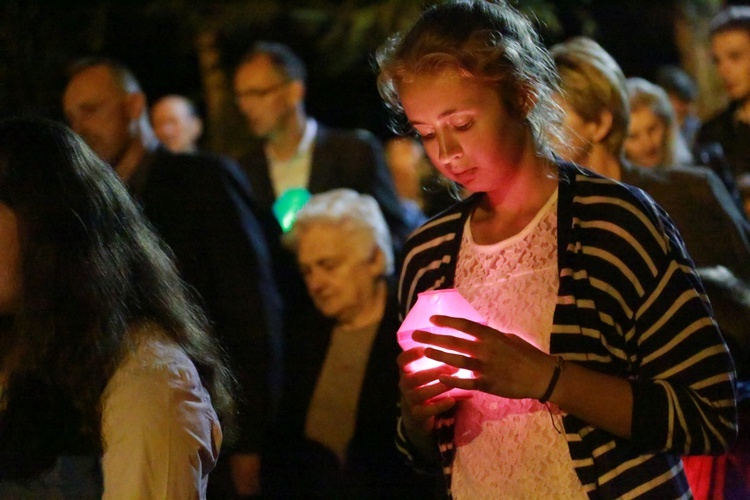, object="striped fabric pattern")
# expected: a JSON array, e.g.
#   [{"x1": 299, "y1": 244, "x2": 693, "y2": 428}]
[{"x1": 396, "y1": 162, "x2": 737, "y2": 499}]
